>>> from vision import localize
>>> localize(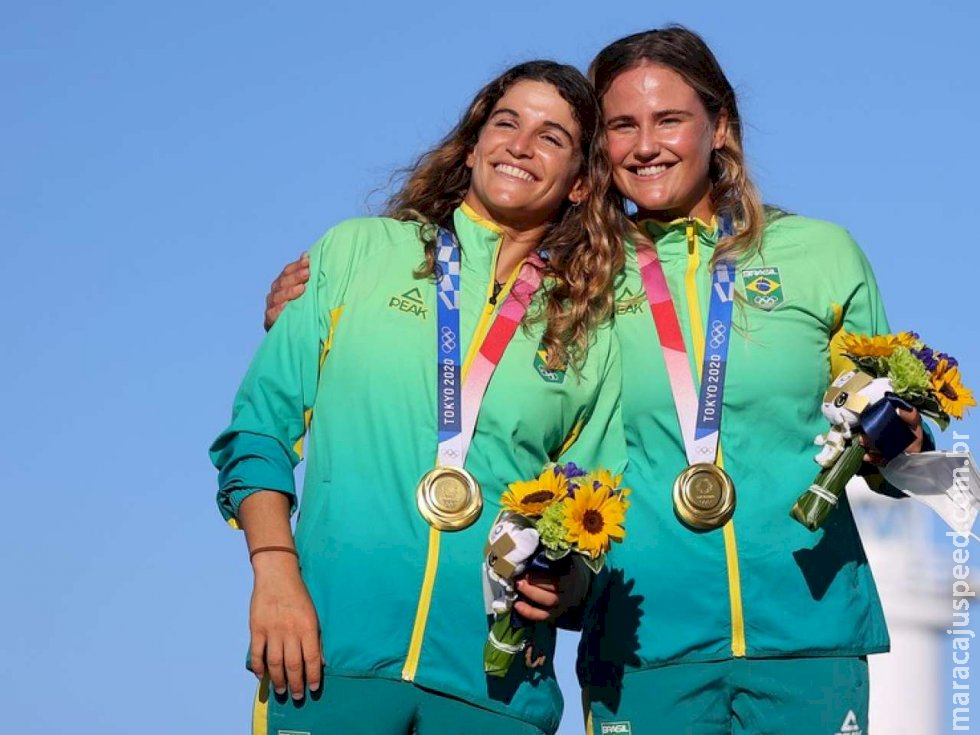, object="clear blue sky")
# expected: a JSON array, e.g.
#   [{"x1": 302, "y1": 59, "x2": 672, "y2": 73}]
[{"x1": 2, "y1": 2, "x2": 977, "y2": 733}]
